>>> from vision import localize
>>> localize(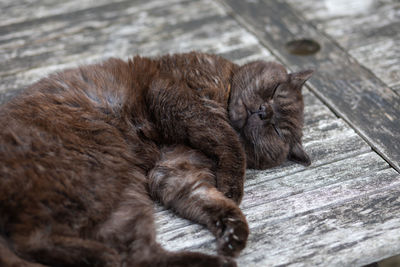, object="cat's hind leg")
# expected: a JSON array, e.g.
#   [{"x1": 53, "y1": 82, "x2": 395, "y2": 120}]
[
  {"x1": 95, "y1": 172, "x2": 235, "y2": 267},
  {"x1": 148, "y1": 145, "x2": 249, "y2": 257}
]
